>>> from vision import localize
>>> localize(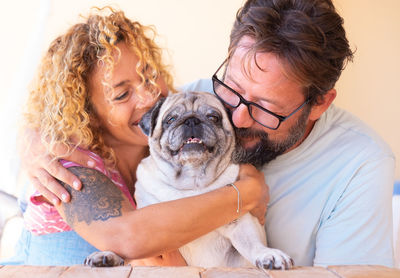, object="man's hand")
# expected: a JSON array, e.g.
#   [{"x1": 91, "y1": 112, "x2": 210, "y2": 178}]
[
  {"x1": 237, "y1": 164, "x2": 269, "y2": 225},
  {"x1": 128, "y1": 250, "x2": 187, "y2": 266},
  {"x1": 18, "y1": 128, "x2": 96, "y2": 205}
]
